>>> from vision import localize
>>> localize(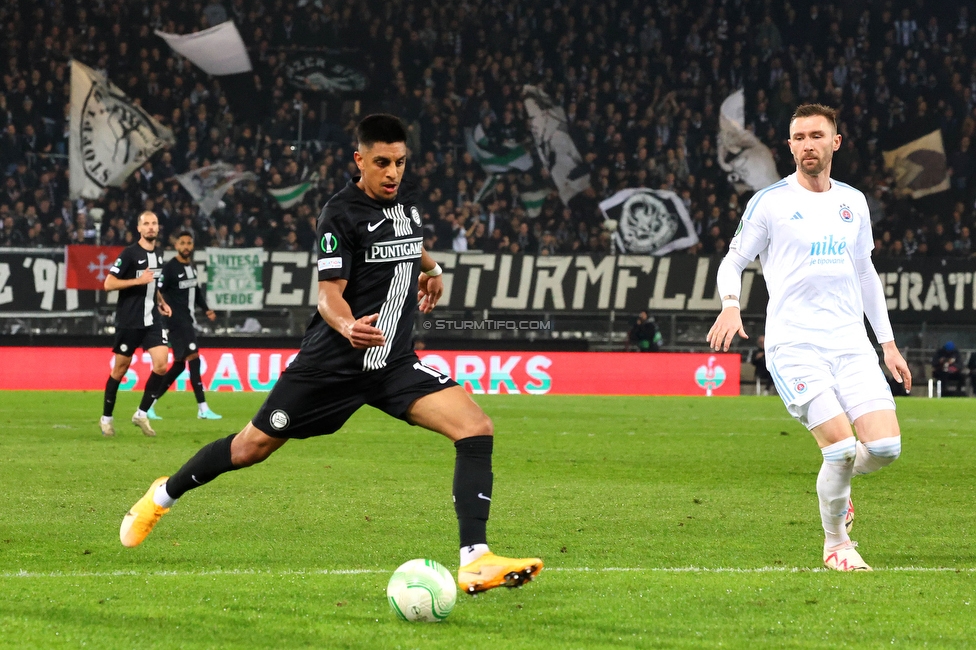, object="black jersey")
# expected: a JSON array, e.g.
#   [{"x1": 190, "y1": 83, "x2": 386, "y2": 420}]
[
  {"x1": 108, "y1": 242, "x2": 163, "y2": 329},
  {"x1": 296, "y1": 179, "x2": 424, "y2": 374},
  {"x1": 159, "y1": 257, "x2": 208, "y2": 328}
]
